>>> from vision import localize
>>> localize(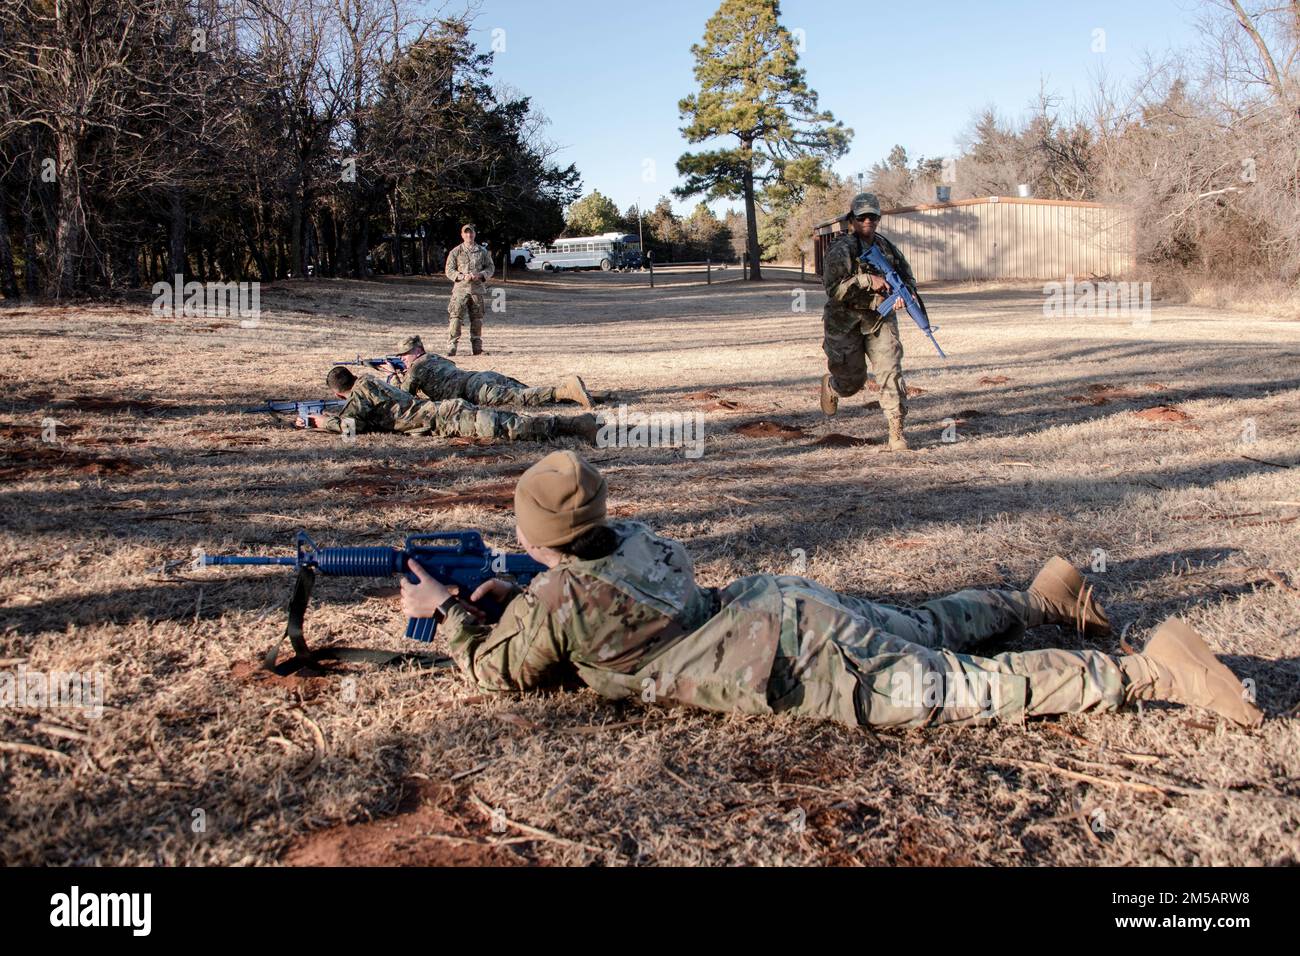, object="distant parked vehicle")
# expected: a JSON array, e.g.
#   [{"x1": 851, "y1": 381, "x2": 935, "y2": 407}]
[
  {"x1": 509, "y1": 244, "x2": 539, "y2": 269},
  {"x1": 526, "y1": 233, "x2": 642, "y2": 272}
]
